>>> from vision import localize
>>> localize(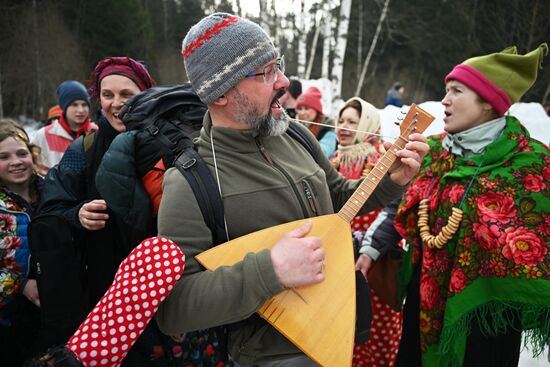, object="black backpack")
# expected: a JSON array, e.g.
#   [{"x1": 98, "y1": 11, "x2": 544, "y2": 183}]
[
  {"x1": 118, "y1": 83, "x2": 208, "y2": 176},
  {"x1": 118, "y1": 83, "x2": 317, "y2": 245}
]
